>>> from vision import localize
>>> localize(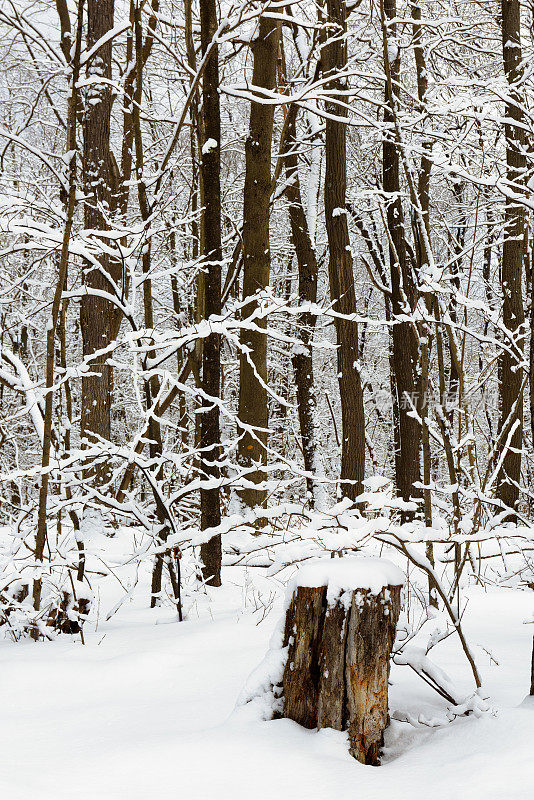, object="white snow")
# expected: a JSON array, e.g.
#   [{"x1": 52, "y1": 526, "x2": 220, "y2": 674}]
[
  {"x1": 0, "y1": 528, "x2": 531, "y2": 800},
  {"x1": 202, "y1": 138, "x2": 218, "y2": 154},
  {"x1": 362, "y1": 474, "x2": 392, "y2": 492}
]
